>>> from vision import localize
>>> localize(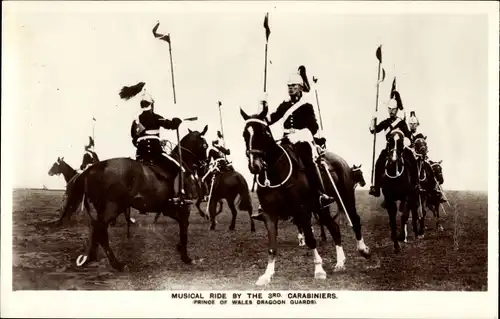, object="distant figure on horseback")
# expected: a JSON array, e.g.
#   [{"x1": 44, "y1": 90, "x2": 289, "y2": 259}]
[
  {"x1": 80, "y1": 136, "x2": 99, "y2": 171},
  {"x1": 408, "y1": 111, "x2": 445, "y2": 203},
  {"x1": 212, "y1": 131, "x2": 230, "y2": 158},
  {"x1": 124, "y1": 82, "x2": 183, "y2": 206},
  {"x1": 252, "y1": 67, "x2": 335, "y2": 219},
  {"x1": 369, "y1": 90, "x2": 420, "y2": 197}
]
